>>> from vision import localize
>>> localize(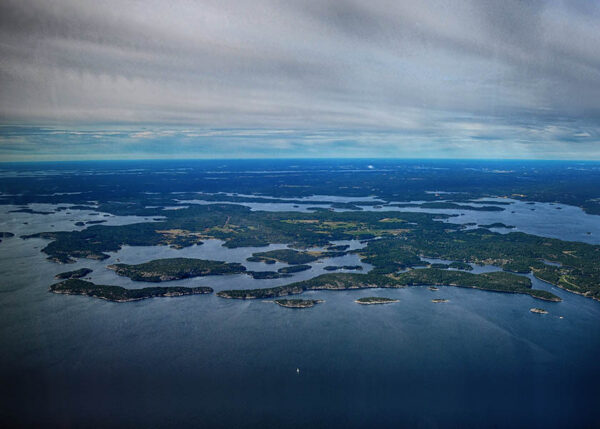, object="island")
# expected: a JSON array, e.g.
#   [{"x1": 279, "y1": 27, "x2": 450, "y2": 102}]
[
  {"x1": 530, "y1": 308, "x2": 548, "y2": 314},
  {"x1": 323, "y1": 265, "x2": 363, "y2": 271},
  {"x1": 50, "y1": 279, "x2": 213, "y2": 302},
  {"x1": 432, "y1": 298, "x2": 449, "y2": 303},
  {"x1": 327, "y1": 244, "x2": 350, "y2": 251},
  {"x1": 247, "y1": 249, "x2": 319, "y2": 265},
  {"x1": 248, "y1": 271, "x2": 291, "y2": 279},
  {"x1": 0, "y1": 231, "x2": 14, "y2": 243},
  {"x1": 277, "y1": 264, "x2": 312, "y2": 274},
  {"x1": 479, "y1": 223, "x2": 516, "y2": 229},
  {"x1": 55, "y1": 268, "x2": 93, "y2": 279},
  {"x1": 429, "y1": 263, "x2": 450, "y2": 269},
  {"x1": 274, "y1": 298, "x2": 323, "y2": 308},
  {"x1": 217, "y1": 269, "x2": 561, "y2": 302},
  {"x1": 107, "y1": 258, "x2": 246, "y2": 282},
  {"x1": 448, "y1": 261, "x2": 473, "y2": 271},
  {"x1": 355, "y1": 297, "x2": 399, "y2": 305}
]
